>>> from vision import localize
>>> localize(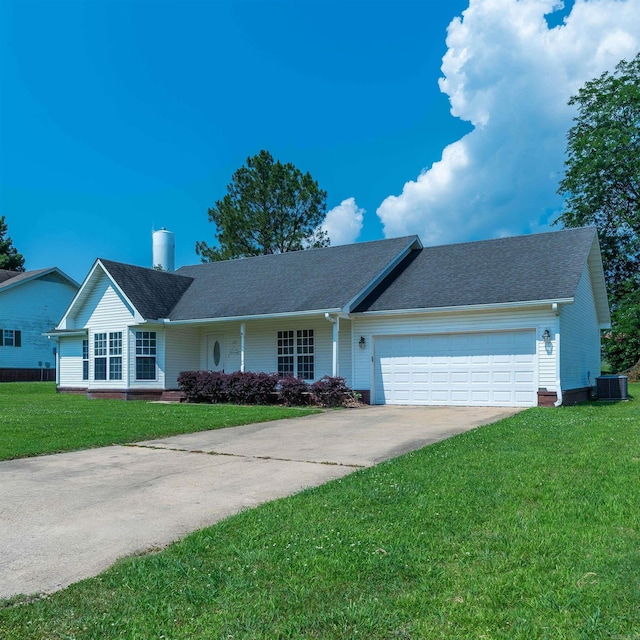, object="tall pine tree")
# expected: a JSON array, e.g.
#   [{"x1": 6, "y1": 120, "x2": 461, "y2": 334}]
[{"x1": 0, "y1": 215, "x2": 25, "y2": 272}]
